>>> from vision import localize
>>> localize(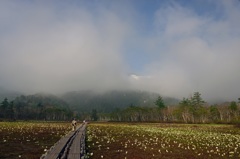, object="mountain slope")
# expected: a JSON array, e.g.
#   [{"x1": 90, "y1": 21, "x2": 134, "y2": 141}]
[
  {"x1": 62, "y1": 90, "x2": 179, "y2": 113},
  {"x1": 14, "y1": 93, "x2": 70, "y2": 110}
]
